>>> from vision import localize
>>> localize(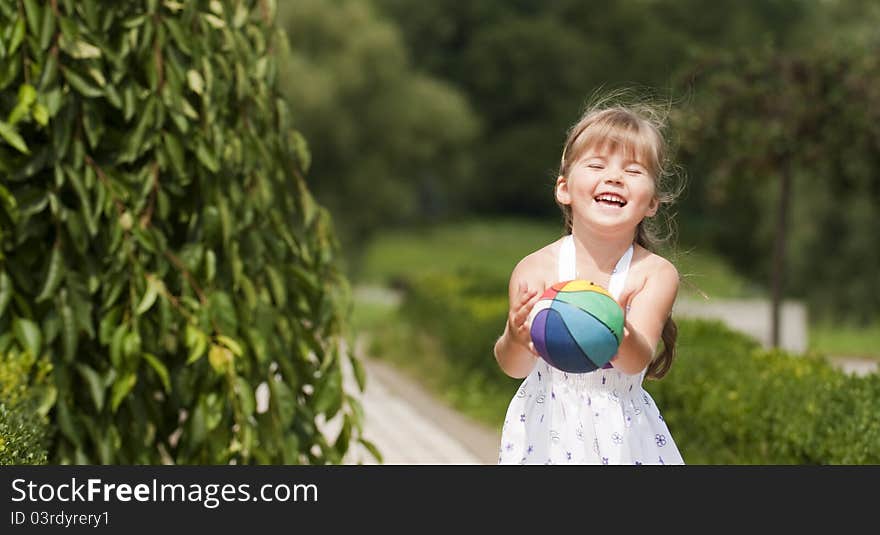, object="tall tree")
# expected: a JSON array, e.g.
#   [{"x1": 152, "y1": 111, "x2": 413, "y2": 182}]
[
  {"x1": 673, "y1": 44, "x2": 880, "y2": 329},
  {"x1": 0, "y1": 0, "x2": 369, "y2": 463}
]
